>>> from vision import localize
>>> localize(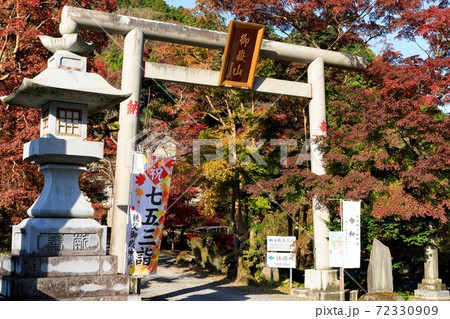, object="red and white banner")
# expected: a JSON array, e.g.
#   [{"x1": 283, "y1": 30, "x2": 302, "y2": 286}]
[{"x1": 125, "y1": 153, "x2": 176, "y2": 275}]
